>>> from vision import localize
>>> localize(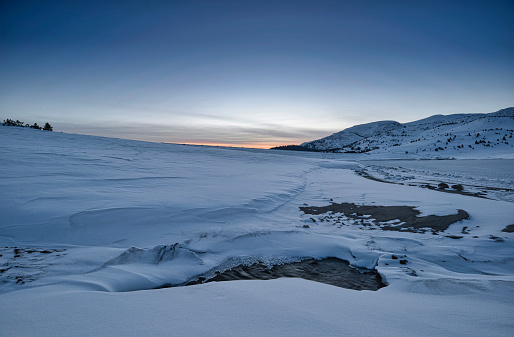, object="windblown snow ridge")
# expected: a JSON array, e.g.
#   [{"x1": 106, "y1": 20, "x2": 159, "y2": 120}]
[{"x1": 102, "y1": 243, "x2": 203, "y2": 267}]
